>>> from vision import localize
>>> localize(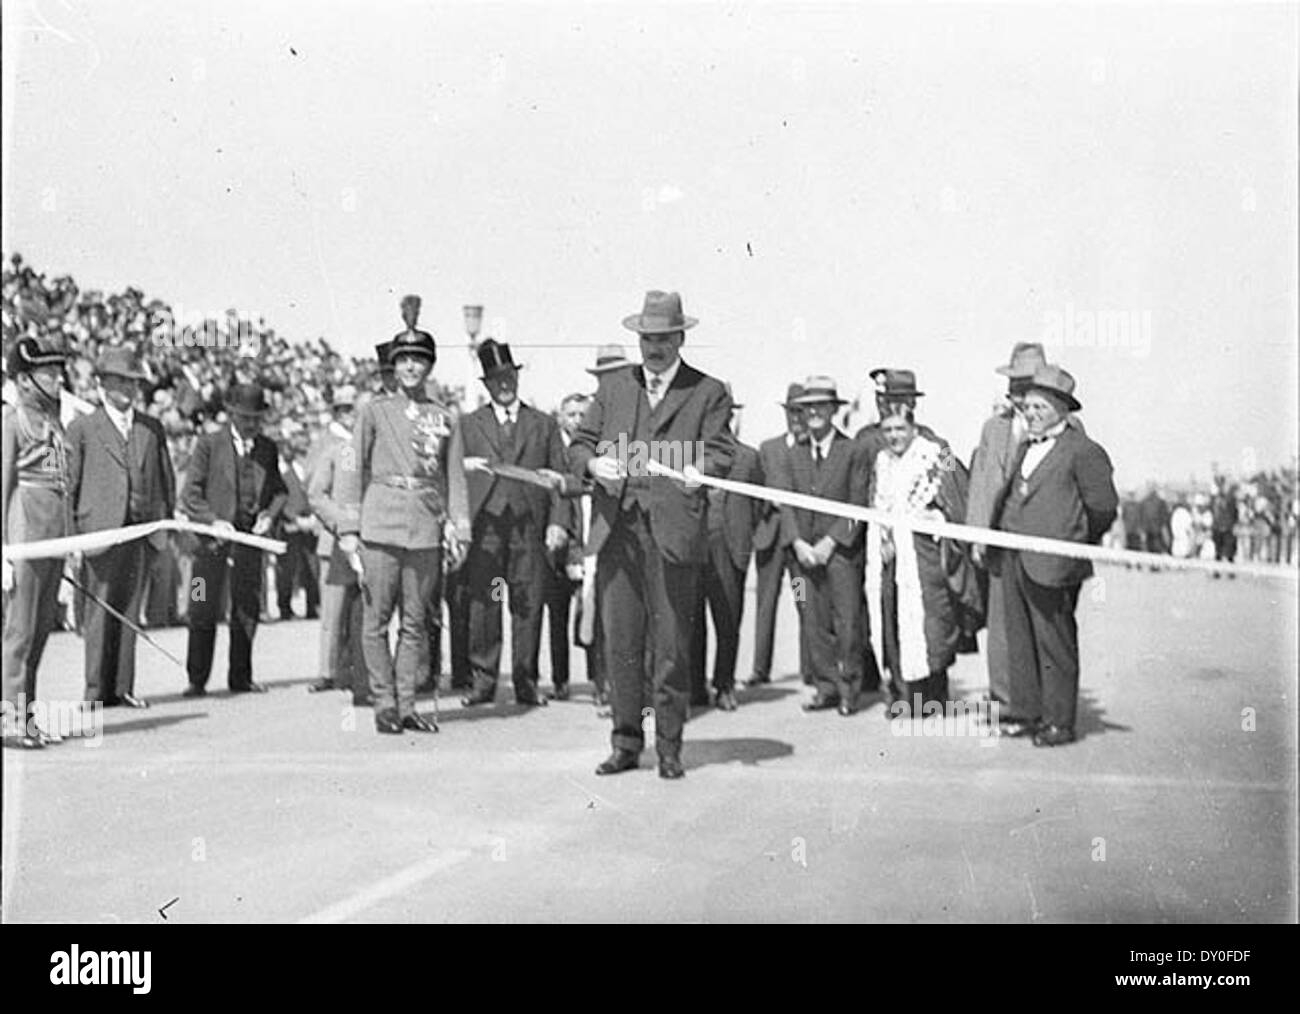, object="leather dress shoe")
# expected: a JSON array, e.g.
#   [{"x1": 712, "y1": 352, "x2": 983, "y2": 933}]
[
  {"x1": 35, "y1": 726, "x2": 64, "y2": 745},
  {"x1": 374, "y1": 711, "x2": 403, "y2": 734},
  {"x1": 182, "y1": 684, "x2": 207, "y2": 698},
  {"x1": 460, "y1": 688, "x2": 495, "y2": 707},
  {"x1": 658, "y1": 756, "x2": 685, "y2": 780},
  {"x1": 414, "y1": 680, "x2": 439, "y2": 695},
  {"x1": 515, "y1": 687, "x2": 548, "y2": 707},
  {"x1": 1032, "y1": 724, "x2": 1077, "y2": 747},
  {"x1": 595, "y1": 749, "x2": 640, "y2": 776},
  {"x1": 401, "y1": 712, "x2": 438, "y2": 733},
  {"x1": 3, "y1": 733, "x2": 45, "y2": 750},
  {"x1": 690, "y1": 693, "x2": 711, "y2": 708},
  {"x1": 231, "y1": 682, "x2": 267, "y2": 694},
  {"x1": 837, "y1": 701, "x2": 856, "y2": 717},
  {"x1": 714, "y1": 688, "x2": 738, "y2": 711},
  {"x1": 549, "y1": 684, "x2": 570, "y2": 702},
  {"x1": 743, "y1": 674, "x2": 770, "y2": 688},
  {"x1": 118, "y1": 694, "x2": 150, "y2": 709},
  {"x1": 802, "y1": 695, "x2": 840, "y2": 712},
  {"x1": 352, "y1": 693, "x2": 374, "y2": 707},
  {"x1": 308, "y1": 679, "x2": 337, "y2": 693}
]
